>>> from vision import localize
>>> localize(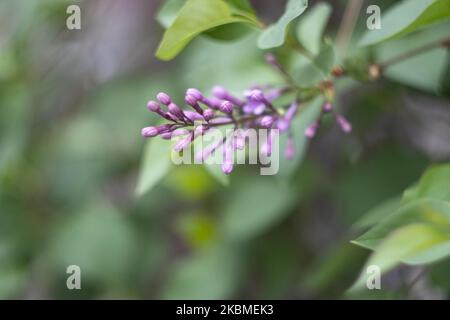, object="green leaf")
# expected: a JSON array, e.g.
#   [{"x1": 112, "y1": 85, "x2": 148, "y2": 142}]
[
  {"x1": 48, "y1": 201, "x2": 137, "y2": 284},
  {"x1": 313, "y1": 40, "x2": 336, "y2": 74},
  {"x1": 353, "y1": 196, "x2": 402, "y2": 230},
  {"x1": 257, "y1": 0, "x2": 309, "y2": 49},
  {"x1": 410, "y1": 163, "x2": 450, "y2": 202},
  {"x1": 359, "y1": 0, "x2": 450, "y2": 46},
  {"x1": 291, "y1": 41, "x2": 335, "y2": 86},
  {"x1": 350, "y1": 223, "x2": 450, "y2": 291},
  {"x1": 135, "y1": 138, "x2": 173, "y2": 196},
  {"x1": 277, "y1": 96, "x2": 323, "y2": 179},
  {"x1": 162, "y1": 246, "x2": 242, "y2": 299},
  {"x1": 220, "y1": 177, "x2": 295, "y2": 241},
  {"x1": 155, "y1": 0, "x2": 259, "y2": 61},
  {"x1": 376, "y1": 22, "x2": 450, "y2": 93},
  {"x1": 353, "y1": 198, "x2": 450, "y2": 250},
  {"x1": 296, "y1": 2, "x2": 332, "y2": 56},
  {"x1": 156, "y1": 0, "x2": 185, "y2": 28}
]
